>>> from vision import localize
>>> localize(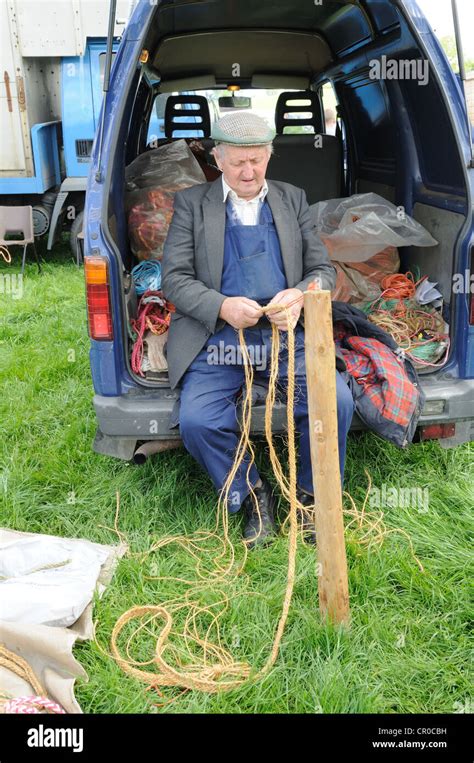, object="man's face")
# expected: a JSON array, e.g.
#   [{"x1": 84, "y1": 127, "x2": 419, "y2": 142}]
[{"x1": 214, "y1": 144, "x2": 271, "y2": 200}]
